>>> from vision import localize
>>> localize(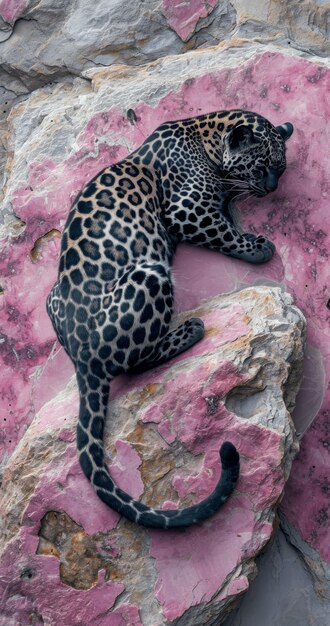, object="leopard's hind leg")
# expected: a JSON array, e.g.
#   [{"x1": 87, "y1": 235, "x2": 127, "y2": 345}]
[{"x1": 130, "y1": 317, "x2": 204, "y2": 373}]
